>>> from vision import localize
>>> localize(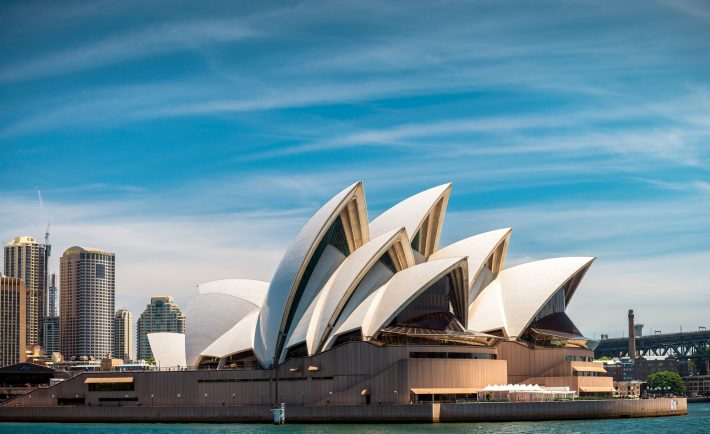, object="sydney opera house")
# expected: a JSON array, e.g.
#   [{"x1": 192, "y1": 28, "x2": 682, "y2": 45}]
[{"x1": 9, "y1": 181, "x2": 613, "y2": 408}]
